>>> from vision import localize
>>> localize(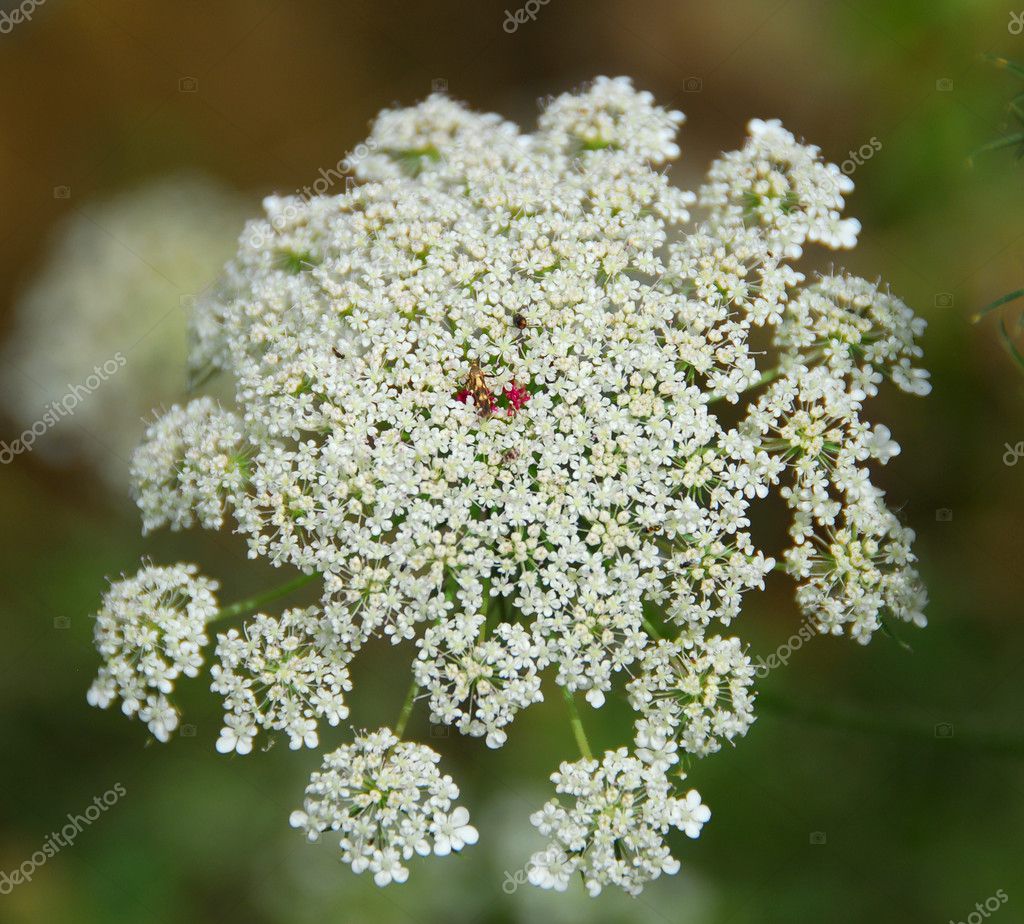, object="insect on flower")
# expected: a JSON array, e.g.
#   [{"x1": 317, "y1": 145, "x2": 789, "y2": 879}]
[{"x1": 456, "y1": 361, "x2": 496, "y2": 413}]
